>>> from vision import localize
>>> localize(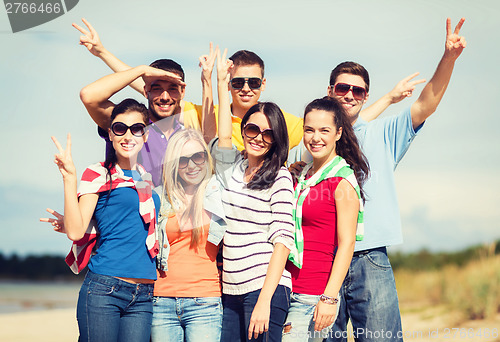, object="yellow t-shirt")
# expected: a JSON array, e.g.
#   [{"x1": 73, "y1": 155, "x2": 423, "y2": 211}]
[
  {"x1": 180, "y1": 101, "x2": 202, "y2": 130},
  {"x1": 191, "y1": 103, "x2": 303, "y2": 151}
]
